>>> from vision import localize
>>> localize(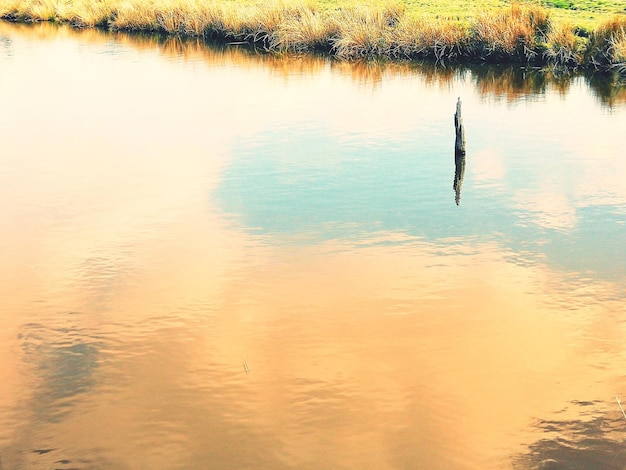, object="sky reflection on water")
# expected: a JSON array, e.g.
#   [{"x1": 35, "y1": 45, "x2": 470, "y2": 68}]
[{"x1": 0, "y1": 21, "x2": 625, "y2": 470}]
